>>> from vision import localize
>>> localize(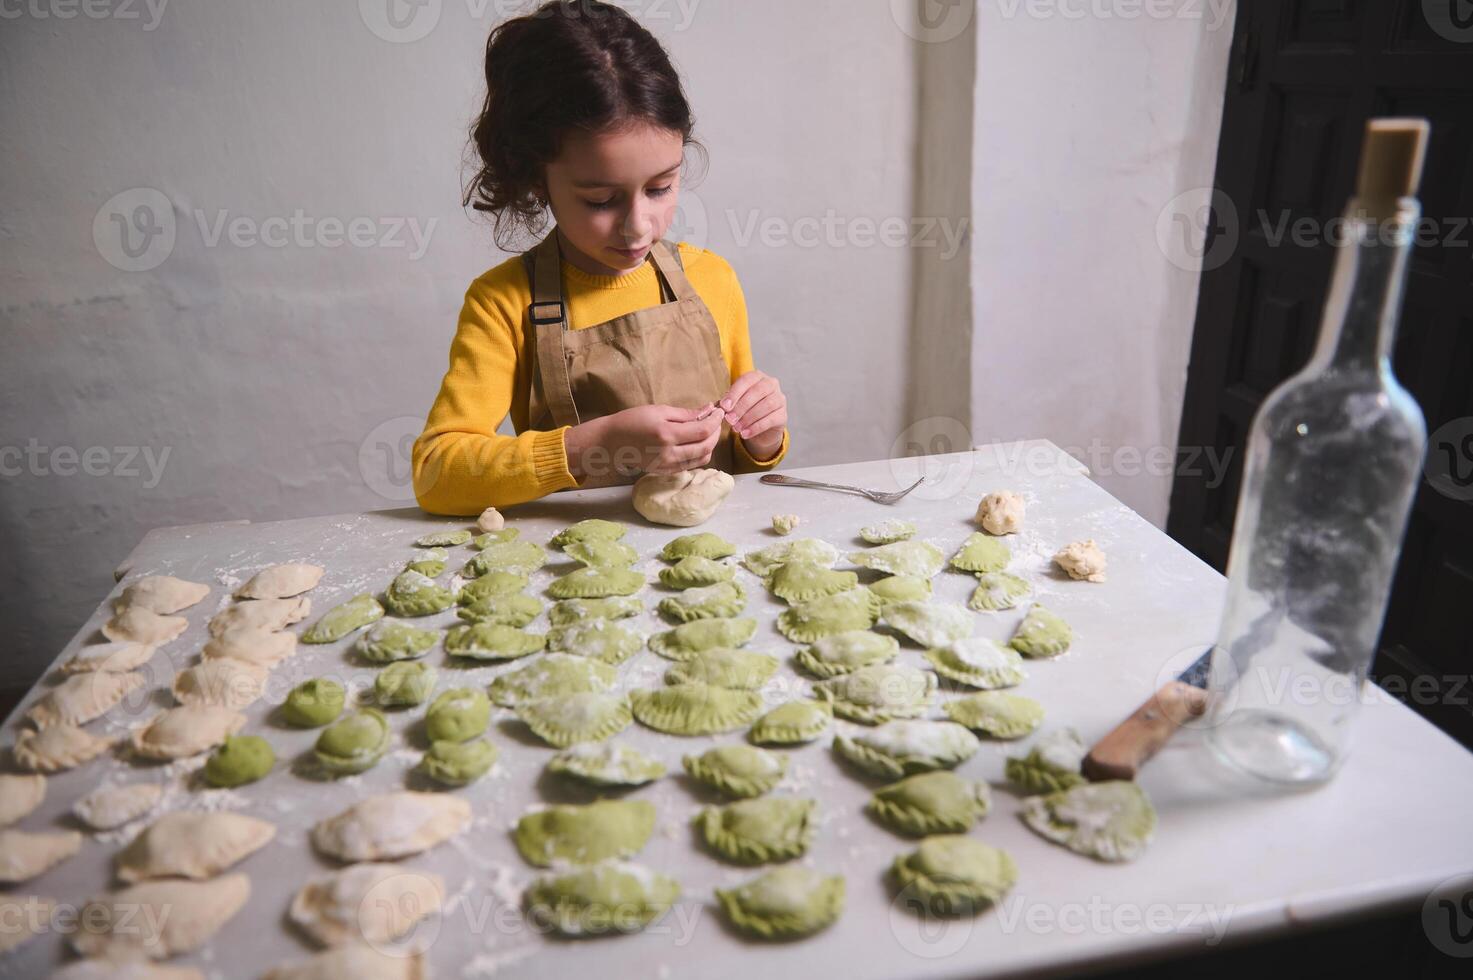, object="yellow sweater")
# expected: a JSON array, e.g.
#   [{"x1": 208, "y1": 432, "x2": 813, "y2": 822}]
[{"x1": 413, "y1": 242, "x2": 789, "y2": 515}]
